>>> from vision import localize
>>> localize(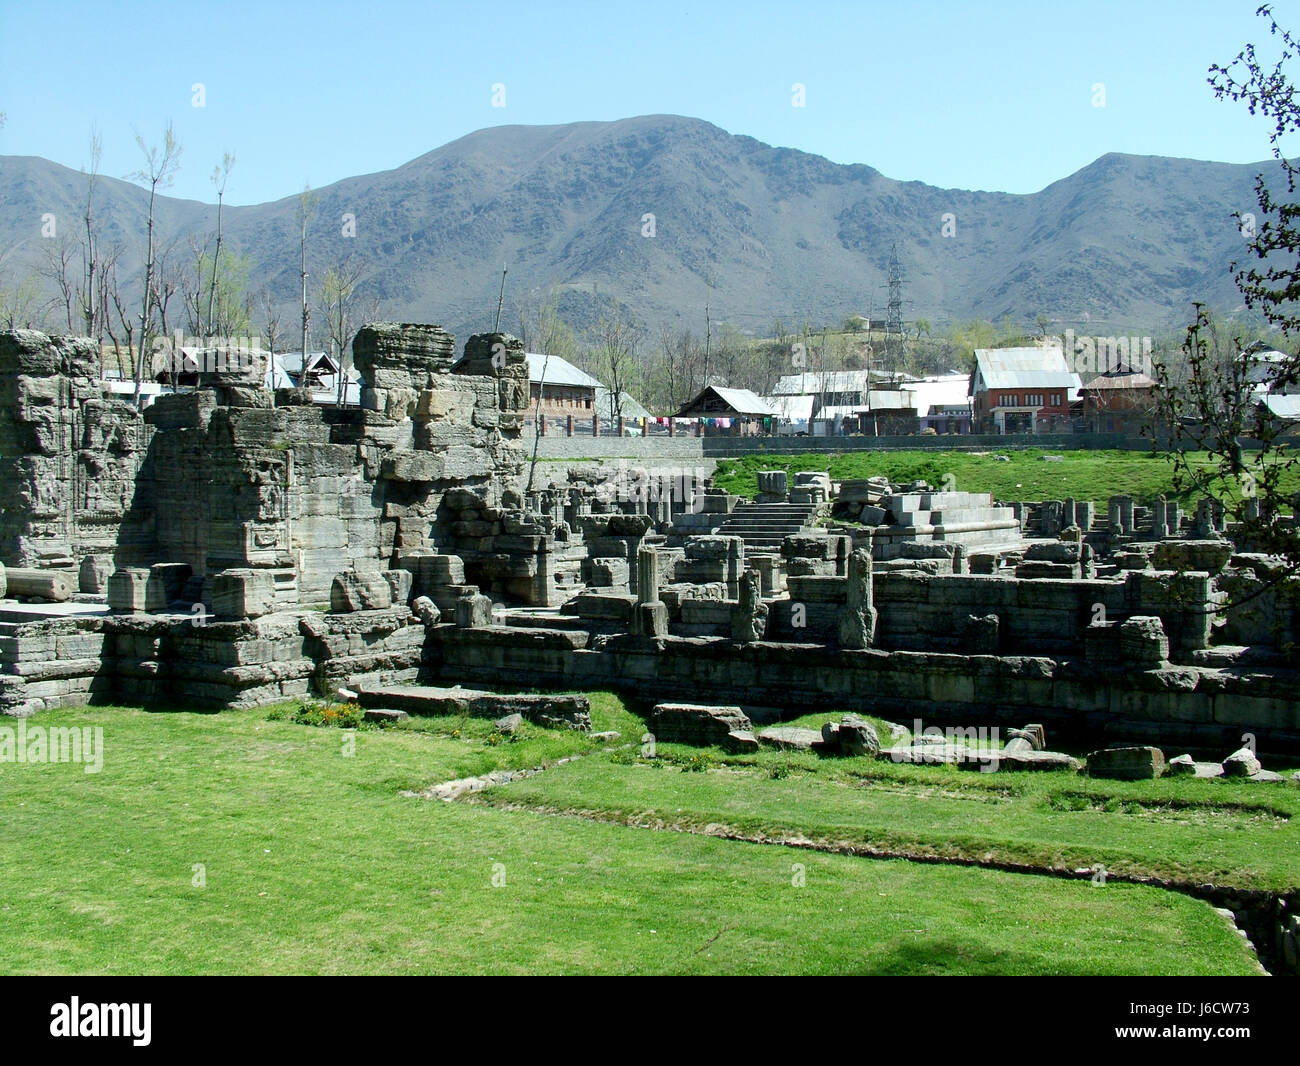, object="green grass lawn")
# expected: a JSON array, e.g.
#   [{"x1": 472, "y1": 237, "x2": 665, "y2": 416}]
[
  {"x1": 0, "y1": 698, "x2": 1272, "y2": 974},
  {"x1": 710, "y1": 448, "x2": 1300, "y2": 508}
]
